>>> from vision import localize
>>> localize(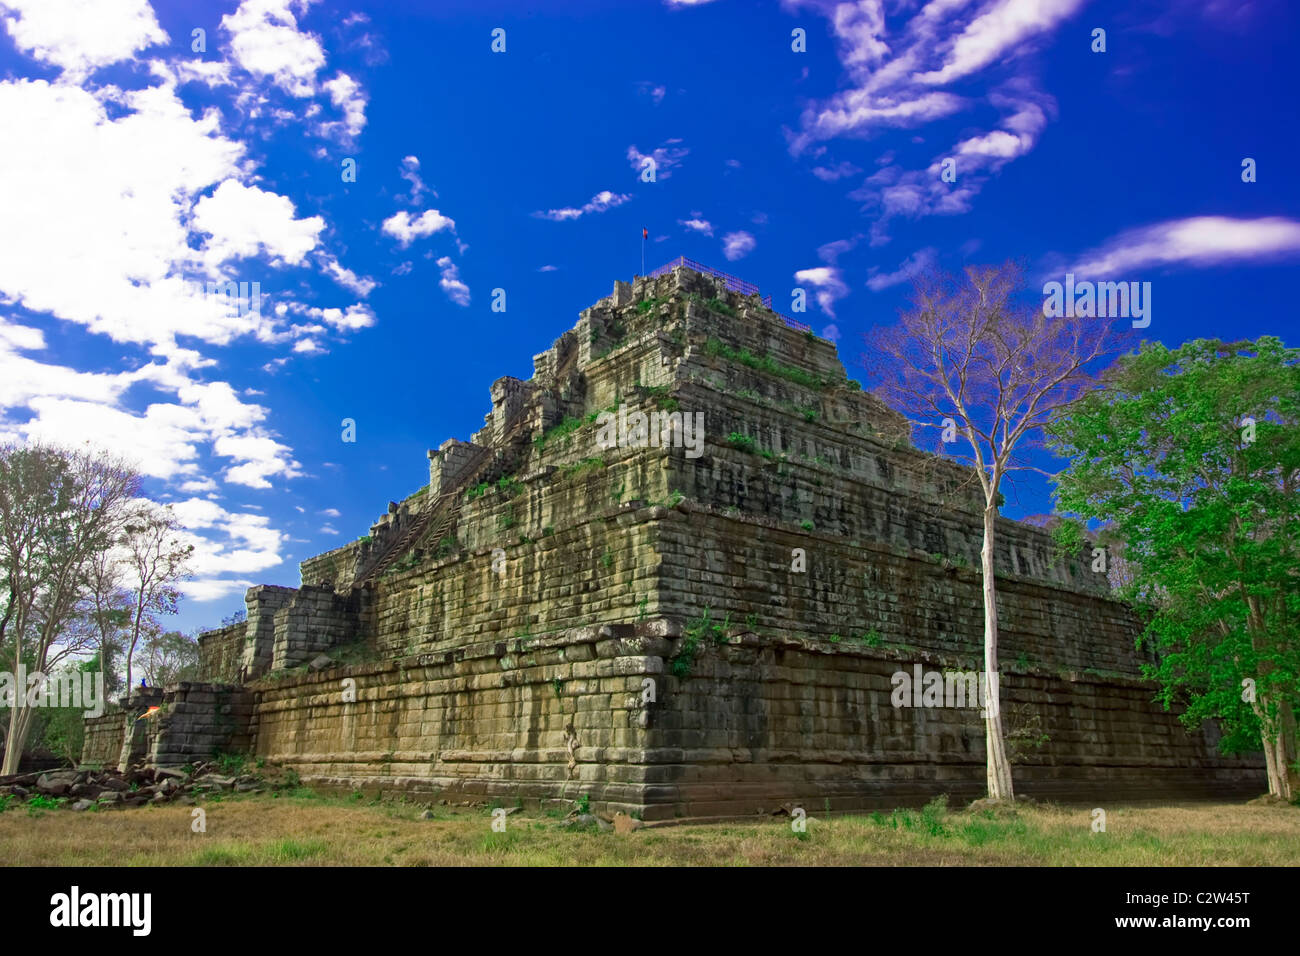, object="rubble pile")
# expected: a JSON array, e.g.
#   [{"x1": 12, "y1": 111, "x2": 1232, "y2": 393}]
[{"x1": 0, "y1": 763, "x2": 269, "y2": 811}]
